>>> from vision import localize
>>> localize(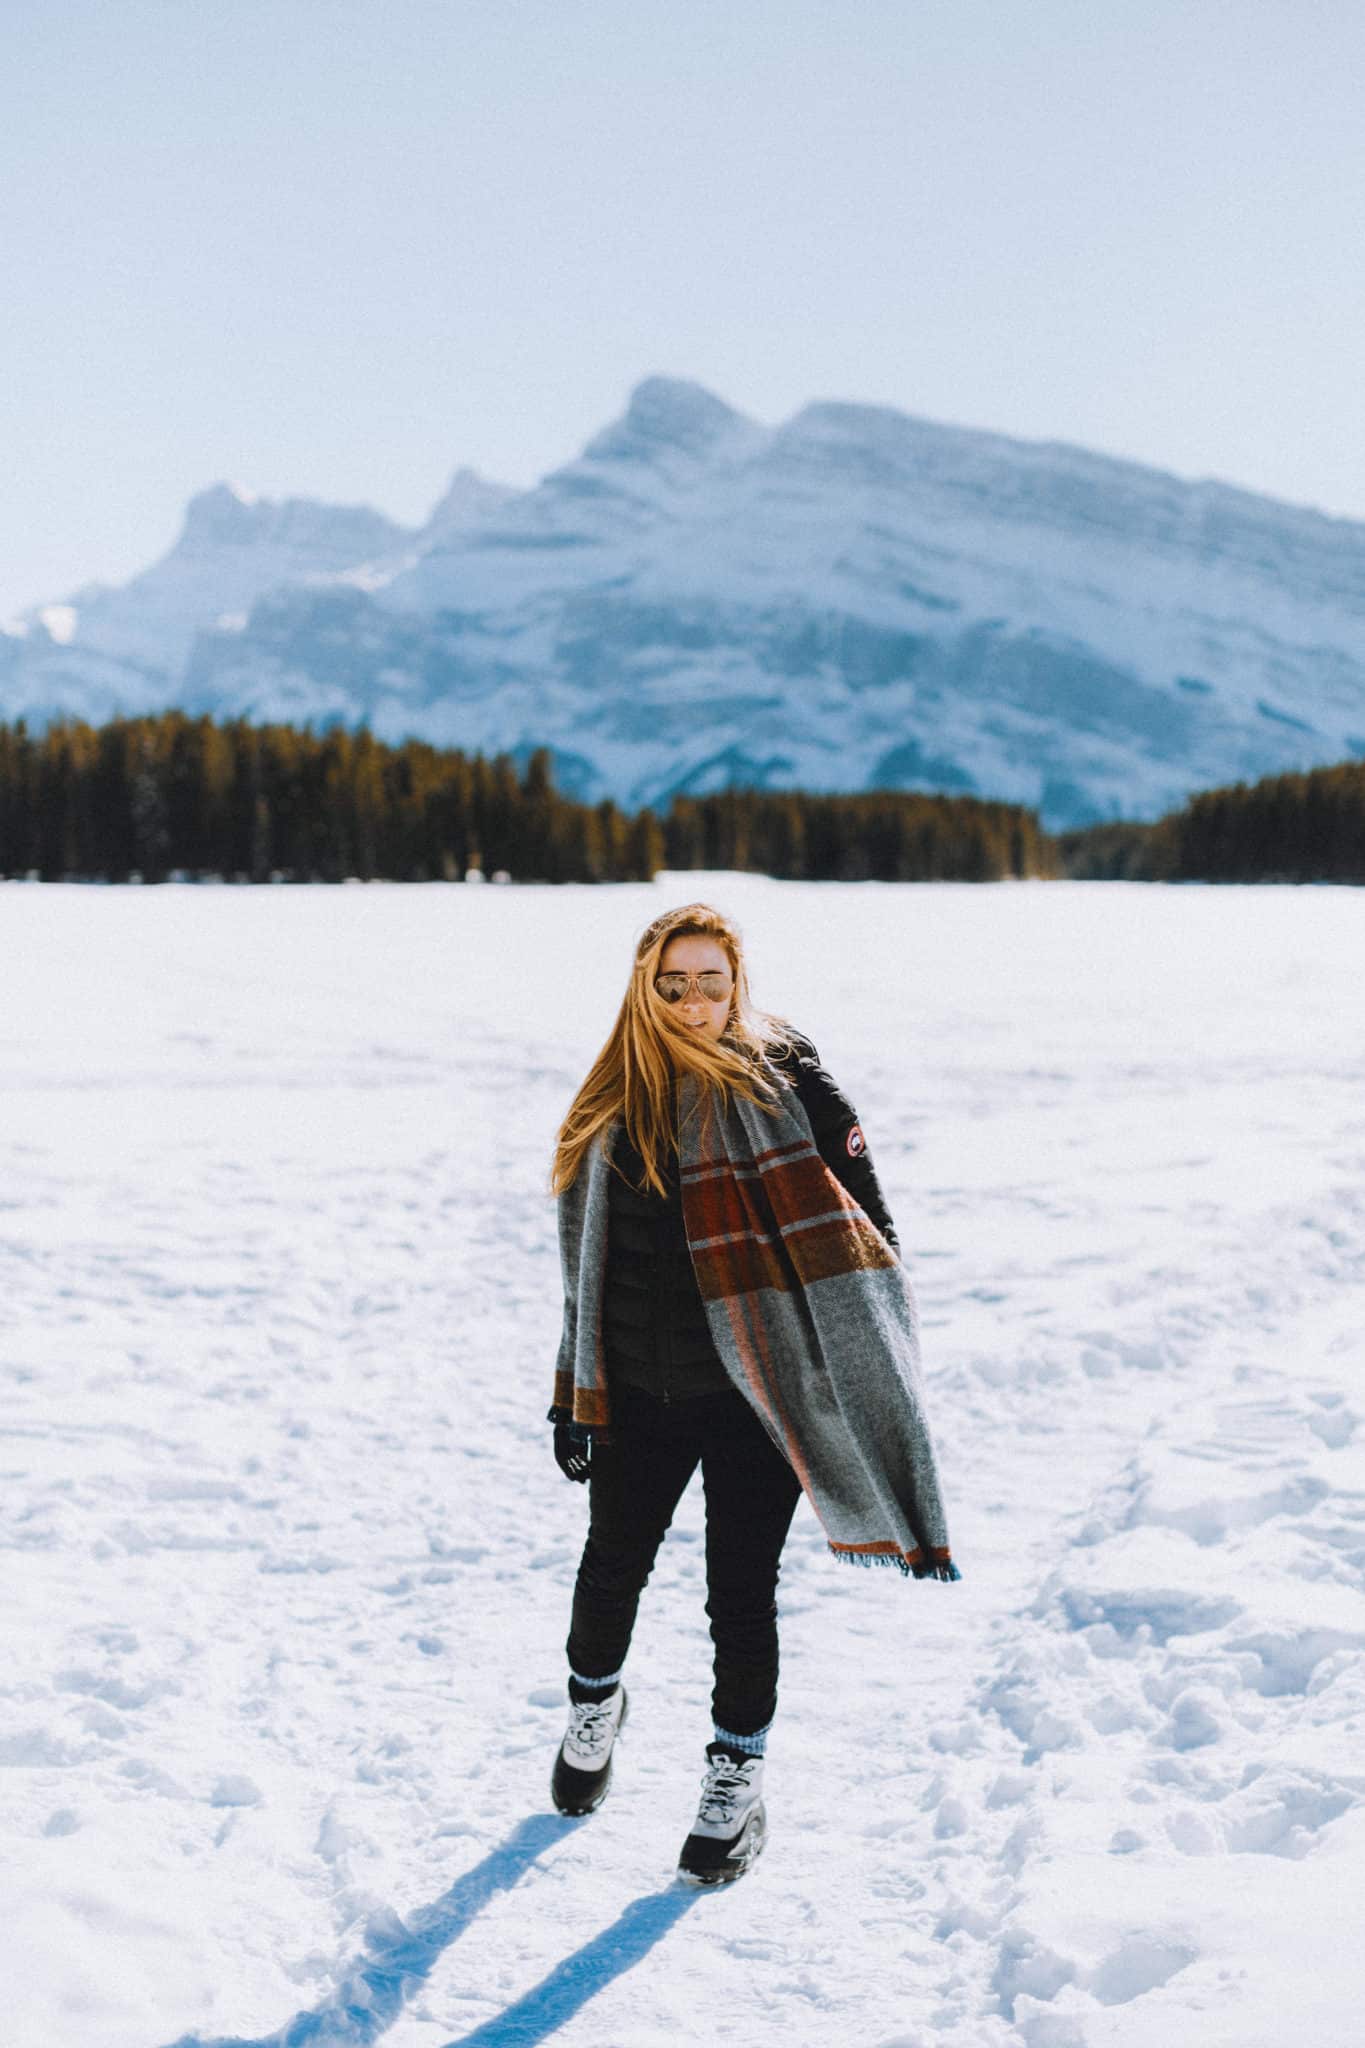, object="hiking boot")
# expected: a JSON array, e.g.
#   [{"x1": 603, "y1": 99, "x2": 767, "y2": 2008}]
[
  {"x1": 550, "y1": 1684, "x2": 628, "y2": 1816},
  {"x1": 676, "y1": 1743, "x2": 767, "y2": 1885}
]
